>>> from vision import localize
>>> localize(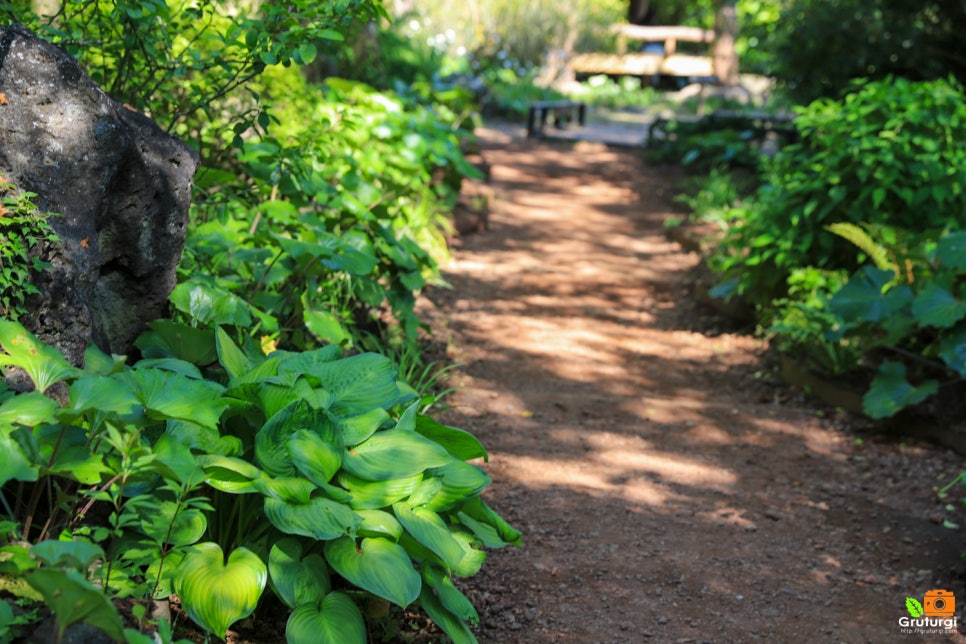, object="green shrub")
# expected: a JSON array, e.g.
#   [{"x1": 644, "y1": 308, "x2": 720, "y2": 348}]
[
  {"x1": 711, "y1": 76, "x2": 966, "y2": 308},
  {"x1": 0, "y1": 180, "x2": 58, "y2": 321},
  {"x1": 0, "y1": 318, "x2": 519, "y2": 641}
]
